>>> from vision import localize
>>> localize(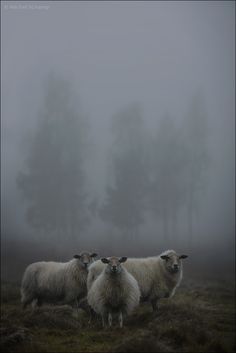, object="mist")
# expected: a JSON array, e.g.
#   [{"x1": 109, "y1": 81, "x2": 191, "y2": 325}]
[{"x1": 1, "y1": 1, "x2": 235, "y2": 282}]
